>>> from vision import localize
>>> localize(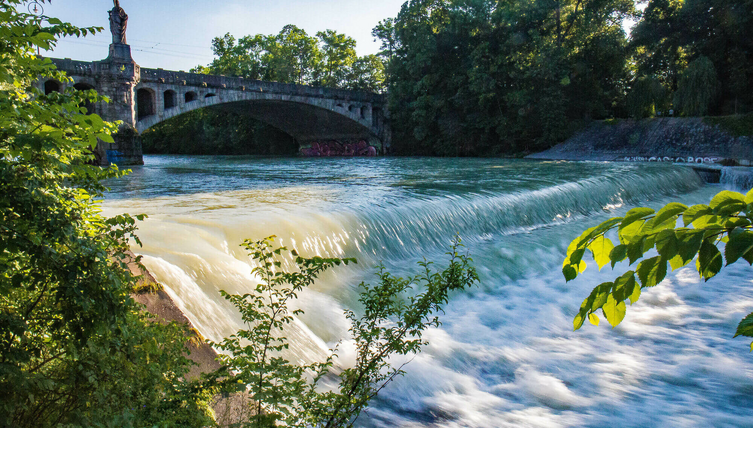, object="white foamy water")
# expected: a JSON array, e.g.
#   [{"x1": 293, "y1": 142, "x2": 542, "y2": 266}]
[{"x1": 103, "y1": 156, "x2": 753, "y2": 427}]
